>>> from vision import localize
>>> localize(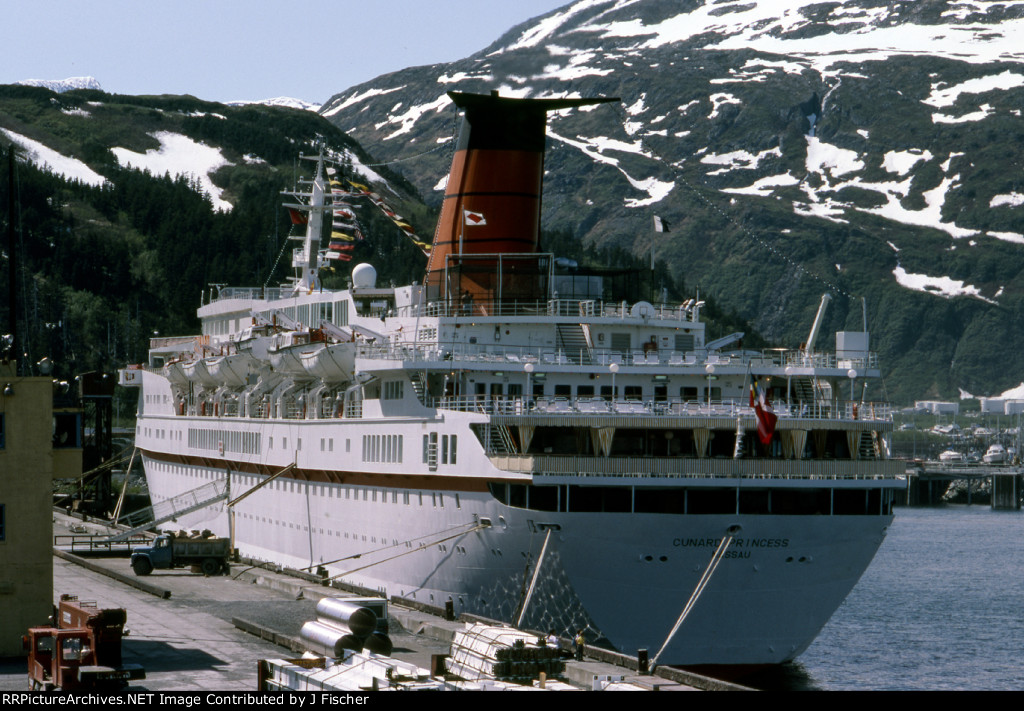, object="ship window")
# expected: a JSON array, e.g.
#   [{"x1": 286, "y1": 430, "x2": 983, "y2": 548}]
[
  {"x1": 833, "y1": 489, "x2": 867, "y2": 515},
  {"x1": 441, "y1": 435, "x2": 449, "y2": 464},
  {"x1": 686, "y1": 488, "x2": 736, "y2": 514},
  {"x1": 554, "y1": 385, "x2": 571, "y2": 398},
  {"x1": 624, "y1": 386, "x2": 643, "y2": 401},
  {"x1": 600, "y1": 386, "x2": 618, "y2": 401},
  {"x1": 450, "y1": 435, "x2": 456, "y2": 464},
  {"x1": 577, "y1": 385, "x2": 595, "y2": 399},
  {"x1": 508, "y1": 484, "x2": 526, "y2": 509},
  {"x1": 635, "y1": 487, "x2": 684, "y2": 514},
  {"x1": 528, "y1": 486, "x2": 558, "y2": 512},
  {"x1": 488, "y1": 483, "x2": 508, "y2": 505},
  {"x1": 568, "y1": 486, "x2": 631, "y2": 513},
  {"x1": 739, "y1": 489, "x2": 771, "y2": 514},
  {"x1": 772, "y1": 489, "x2": 830, "y2": 515}
]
